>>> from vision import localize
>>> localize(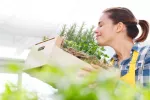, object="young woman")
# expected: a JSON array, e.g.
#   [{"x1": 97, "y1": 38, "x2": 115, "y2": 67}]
[{"x1": 81, "y1": 7, "x2": 150, "y2": 87}]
